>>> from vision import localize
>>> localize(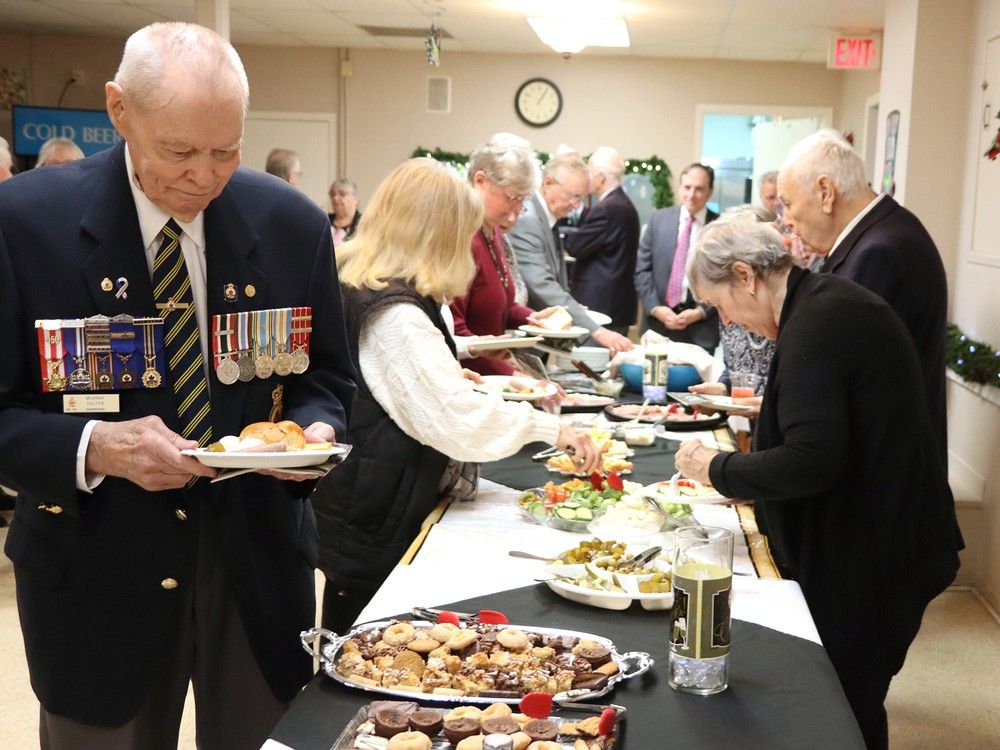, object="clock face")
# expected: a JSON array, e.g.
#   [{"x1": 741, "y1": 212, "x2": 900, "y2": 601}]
[{"x1": 515, "y1": 78, "x2": 562, "y2": 128}]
